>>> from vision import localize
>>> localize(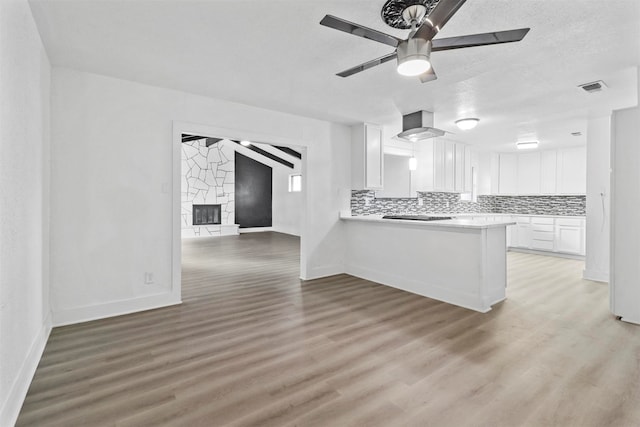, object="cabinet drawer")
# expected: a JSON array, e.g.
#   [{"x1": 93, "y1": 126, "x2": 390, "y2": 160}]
[
  {"x1": 532, "y1": 231, "x2": 554, "y2": 241},
  {"x1": 516, "y1": 216, "x2": 531, "y2": 224},
  {"x1": 532, "y1": 224, "x2": 554, "y2": 232},
  {"x1": 557, "y1": 218, "x2": 584, "y2": 227},
  {"x1": 531, "y1": 239, "x2": 554, "y2": 251},
  {"x1": 531, "y1": 217, "x2": 554, "y2": 225}
]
